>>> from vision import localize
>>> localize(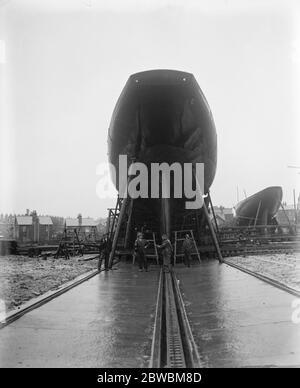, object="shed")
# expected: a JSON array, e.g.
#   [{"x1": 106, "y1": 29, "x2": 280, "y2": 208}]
[
  {"x1": 38, "y1": 216, "x2": 53, "y2": 242},
  {"x1": 15, "y1": 216, "x2": 33, "y2": 242},
  {"x1": 65, "y1": 217, "x2": 98, "y2": 239}
]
